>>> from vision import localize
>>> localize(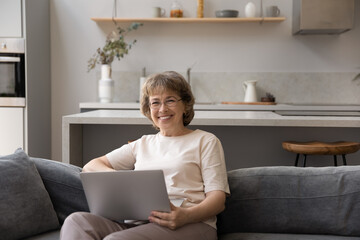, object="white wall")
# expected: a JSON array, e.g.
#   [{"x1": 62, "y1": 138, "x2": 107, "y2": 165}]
[{"x1": 50, "y1": 0, "x2": 360, "y2": 161}]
